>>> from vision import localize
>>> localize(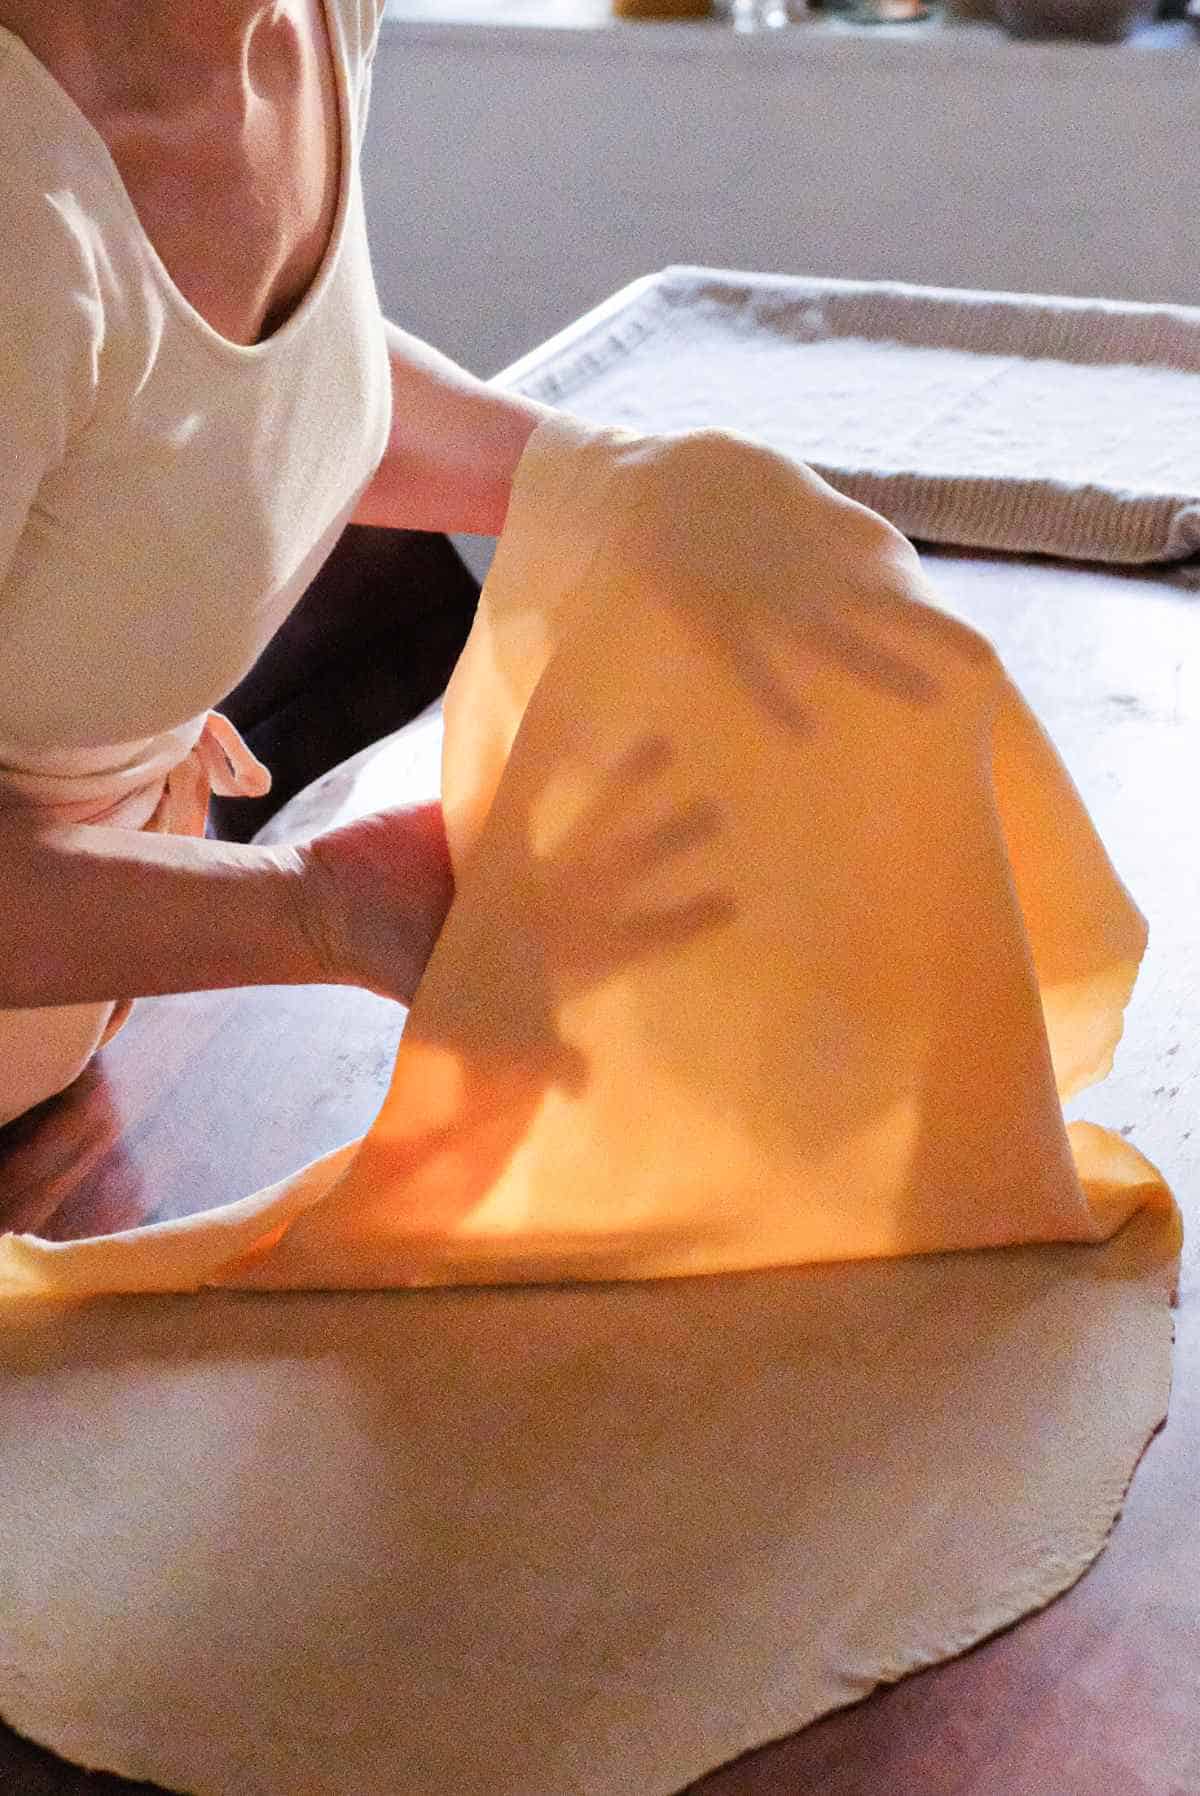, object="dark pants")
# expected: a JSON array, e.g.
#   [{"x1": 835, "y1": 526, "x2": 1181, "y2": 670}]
[{"x1": 209, "y1": 525, "x2": 480, "y2": 844}]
